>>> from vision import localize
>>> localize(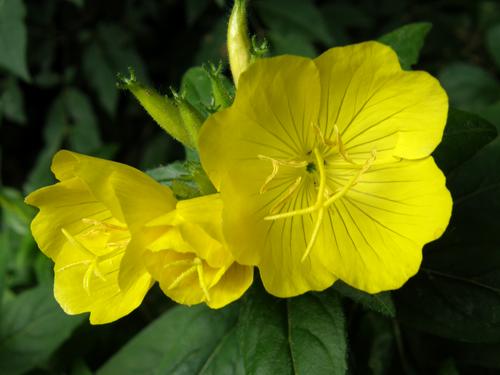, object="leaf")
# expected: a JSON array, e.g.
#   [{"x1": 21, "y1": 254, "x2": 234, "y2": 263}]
[
  {"x1": 181, "y1": 67, "x2": 213, "y2": 117},
  {"x1": 0, "y1": 0, "x2": 29, "y2": 80},
  {"x1": 64, "y1": 88, "x2": 102, "y2": 153},
  {"x1": 185, "y1": 0, "x2": 210, "y2": 25},
  {"x1": 486, "y1": 23, "x2": 500, "y2": 69},
  {"x1": 333, "y1": 281, "x2": 396, "y2": 318},
  {"x1": 438, "y1": 63, "x2": 500, "y2": 112},
  {"x1": 268, "y1": 31, "x2": 316, "y2": 57},
  {"x1": 83, "y1": 23, "x2": 147, "y2": 116},
  {"x1": 238, "y1": 284, "x2": 347, "y2": 375},
  {"x1": 433, "y1": 108, "x2": 498, "y2": 173},
  {"x1": 378, "y1": 22, "x2": 432, "y2": 70},
  {"x1": 395, "y1": 123, "x2": 500, "y2": 343},
  {"x1": 0, "y1": 78, "x2": 26, "y2": 124},
  {"x1": 255, "y1": 0, "x2": 333, "y2": 45},
  {"x1": 83, "y1": 42, "x2": 119, "y2": 117},
  {"x1": 147, "y1": 160, "x2": 215, "y2": 199},
  {"x1": 97, "y1": 304, "x2": 241, "y2": 375},
  {"x1": 198, "y1": 327, "x2": 244, "y2": 375},
  {"x1": 0, "y1": 286, "x2": 84, "y2": 375},
  {"x1": 24, "y1": 88, "x2": 103, "y2": 192}
]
